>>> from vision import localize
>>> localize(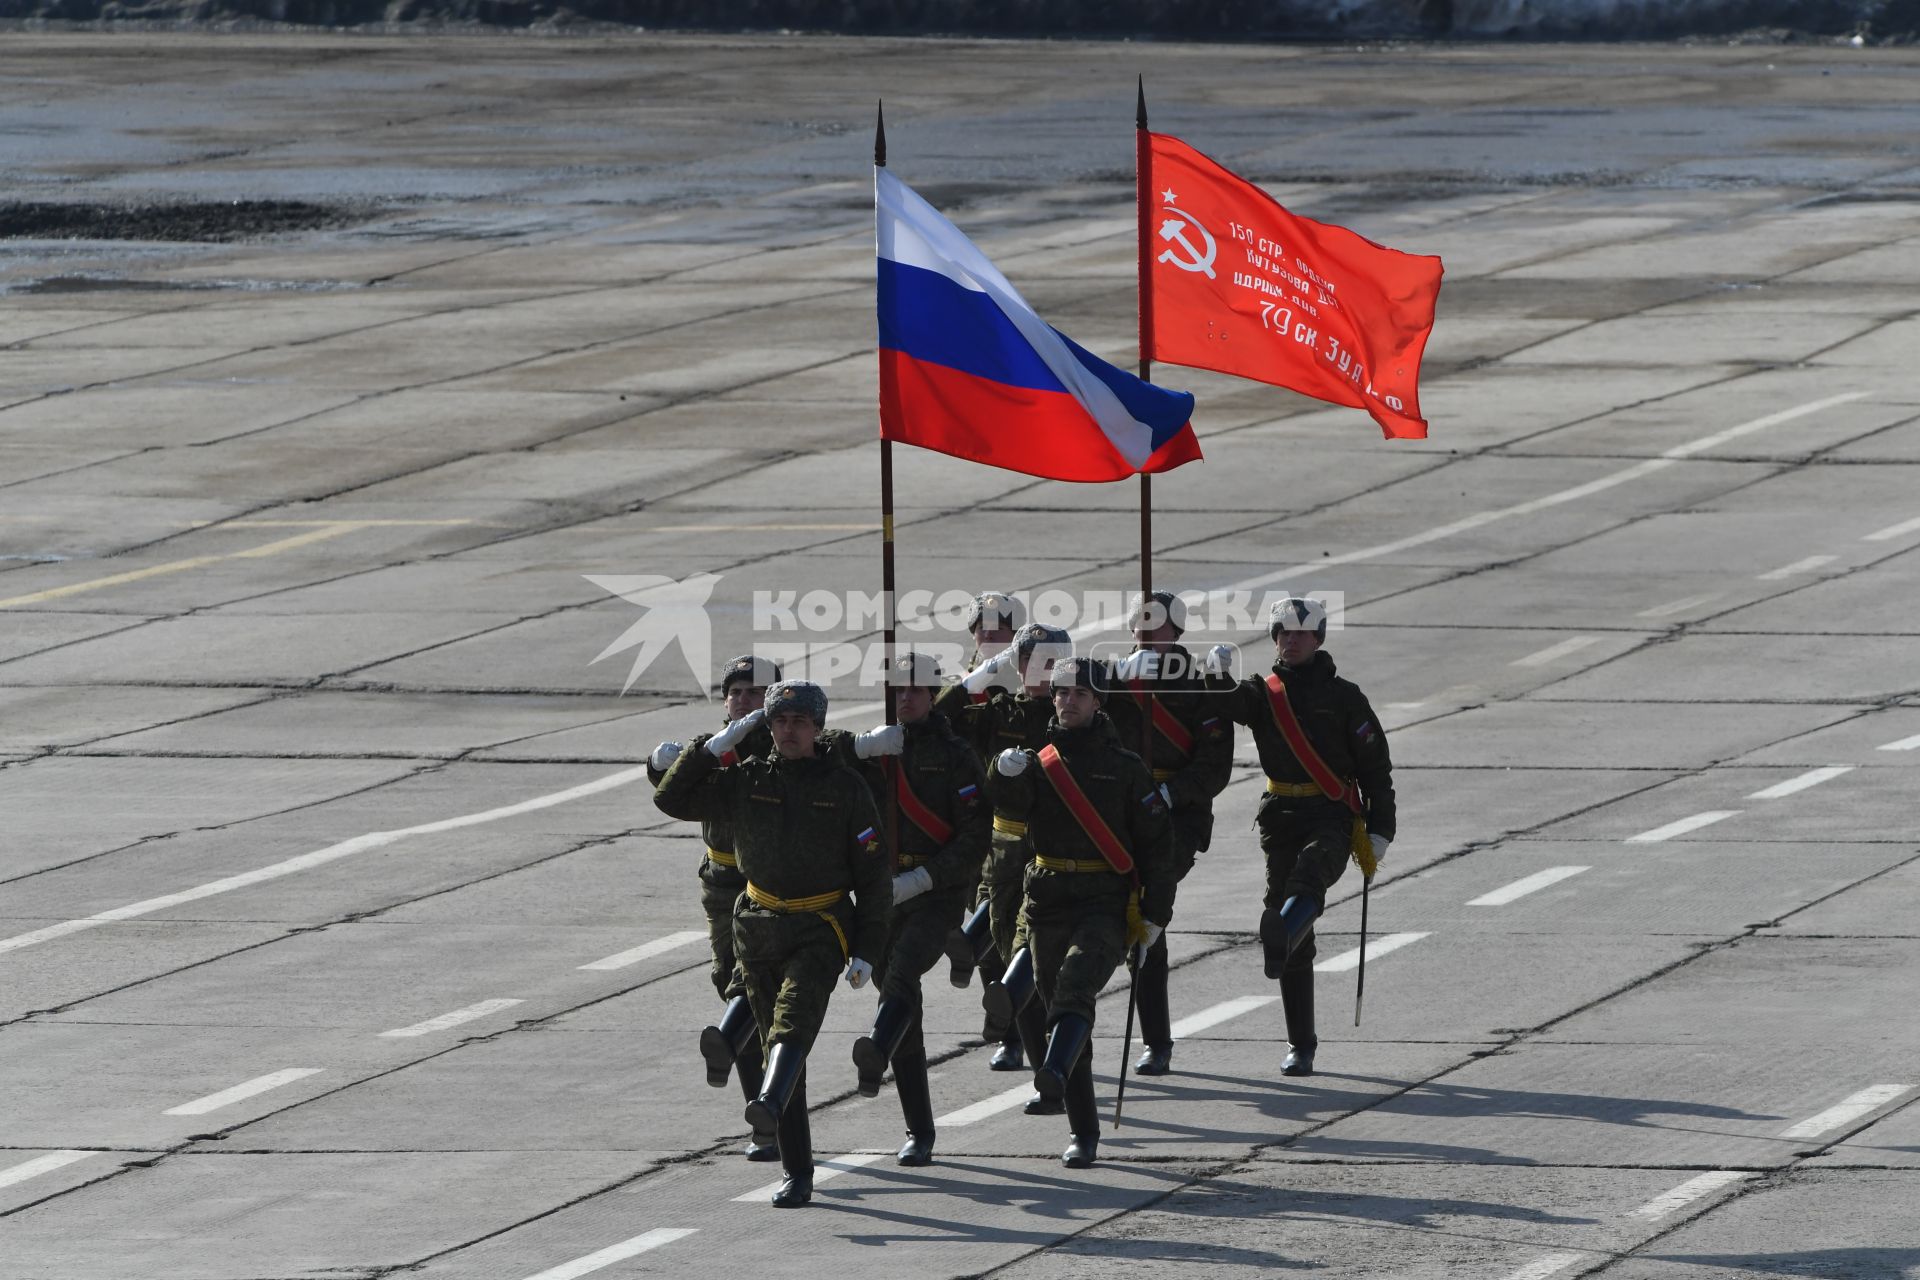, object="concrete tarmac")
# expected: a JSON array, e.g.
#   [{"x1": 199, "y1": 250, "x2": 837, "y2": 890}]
[{"x1": 2, "y1": 31, "x2": 1917, "y2": 1280}]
